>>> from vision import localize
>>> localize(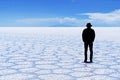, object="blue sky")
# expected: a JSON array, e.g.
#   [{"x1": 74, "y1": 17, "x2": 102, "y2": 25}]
[{"x1": 0, "y1": 0, "x2": 120, "y2": 27}]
